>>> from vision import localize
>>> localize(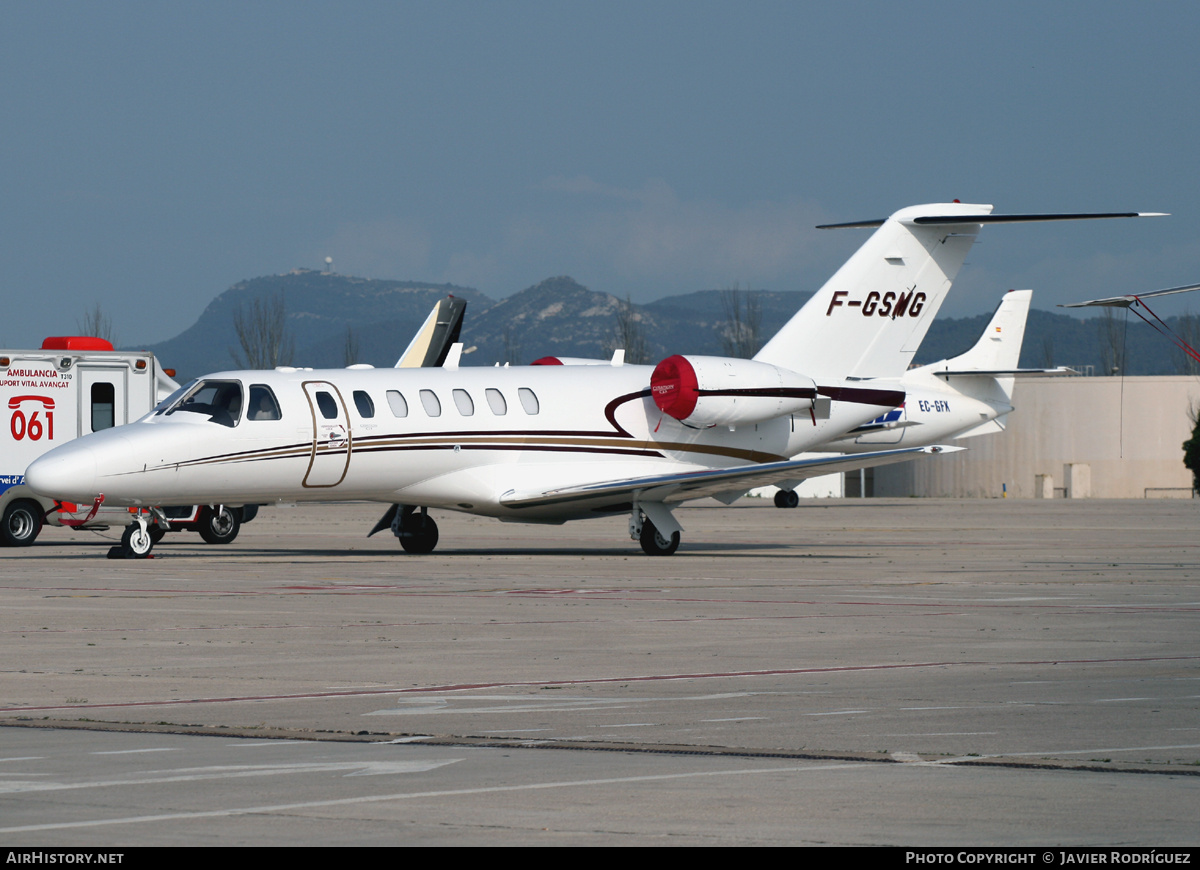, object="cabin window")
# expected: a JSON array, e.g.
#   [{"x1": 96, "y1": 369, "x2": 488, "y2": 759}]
[
  {"x1": 315, "y1": 391, "x2": 339, "y2": 420},
  {"x1": 452, "y1": 389, "x2": 474, "y2": 416},
  {"x1": 485, "y1": 388, "x2": 507, "y2": 415},
  {"x1": 386, "y1": 390, "x2": 408, "y2": 417},
  {"x1": 518, "y1": 387, "x2": 539, "y2": 415},
  {"x1": 353, "y1": 390, "x2": 375, "y2": 418},
  {"x1": 164, "y1": 379, "x2": 243, "y2": 427},
  {"x1": 247, "y1": 385, "x2": 281, "y2": 421},
  {"x1": 91, "y1": 382, "x2": 115, "y2": 431},
  {"x1": 419, "y1": 389, "x2": 441, "y2": 417}
]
